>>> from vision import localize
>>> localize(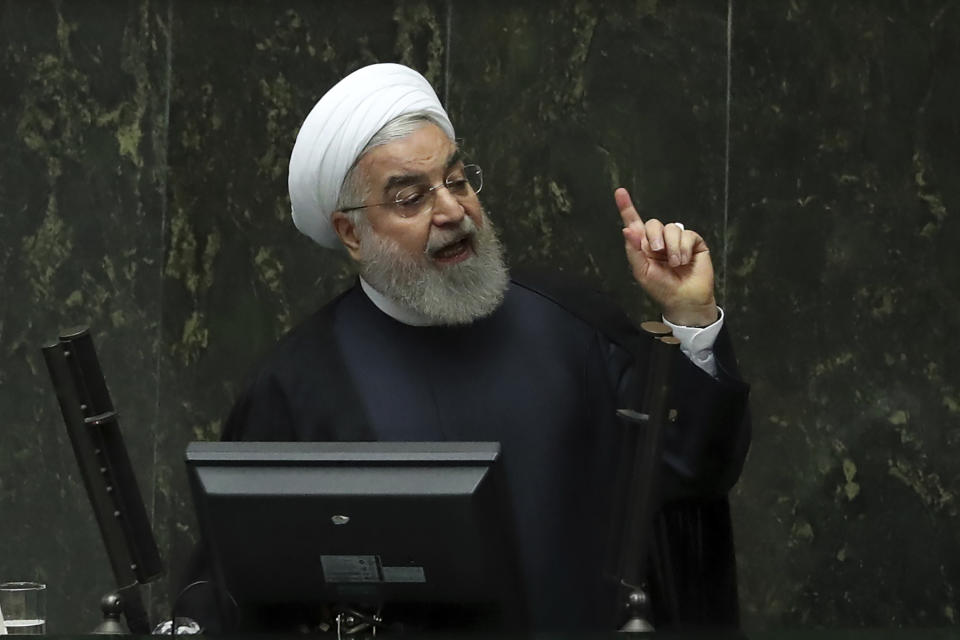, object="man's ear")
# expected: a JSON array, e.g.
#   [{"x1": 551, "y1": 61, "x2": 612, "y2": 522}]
[{"x1": 331, "y1": 211, "x2": 363, "y2": 260}]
